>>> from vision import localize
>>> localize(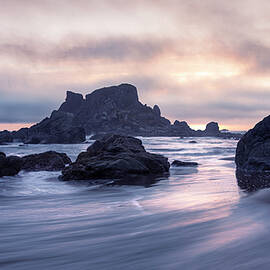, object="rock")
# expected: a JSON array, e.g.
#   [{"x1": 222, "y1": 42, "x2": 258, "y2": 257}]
[
  {"x1": 205, "y1": 122, "x2": 220, "y2": 135},
  {"x1": 153, "y1": 105, "x2": 161, "y2": 117},
  {"x1": 0, "y1": 130, "x2": 13, "y2": 143},
  {"x1": 171, "y1": 160, "x2": 198, "y2": 167},
  {"x1": 189, "y1": 140, "x2": 198, "y2": 144},
  {"x1": 172, "y1": 121, "x2": 195, "y2": 136},
  {"x1": 61, "y1": 134, "x2": 170, "y2": 183},
  {"x1": 22, "y1": 151, "x2": 71, "y2": 171},
  {"x1": 8, "y1": 83, "x2": 242, "y2": 140},
  {"x1": 58, "y1": 91, "x2": 84, "y2": 114},
  {"x1": 15, "y1": 110, "x2": 86, "y2": 144},
  {"x1": 220, "y1": 157, "x2": 235, "y2": 161},
  {"x1": 235, "y1": 115, "x2": 270, "y2": 190},
  {"x1": 0, "y1": 153, "x2": 22, "y2": 177}
]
